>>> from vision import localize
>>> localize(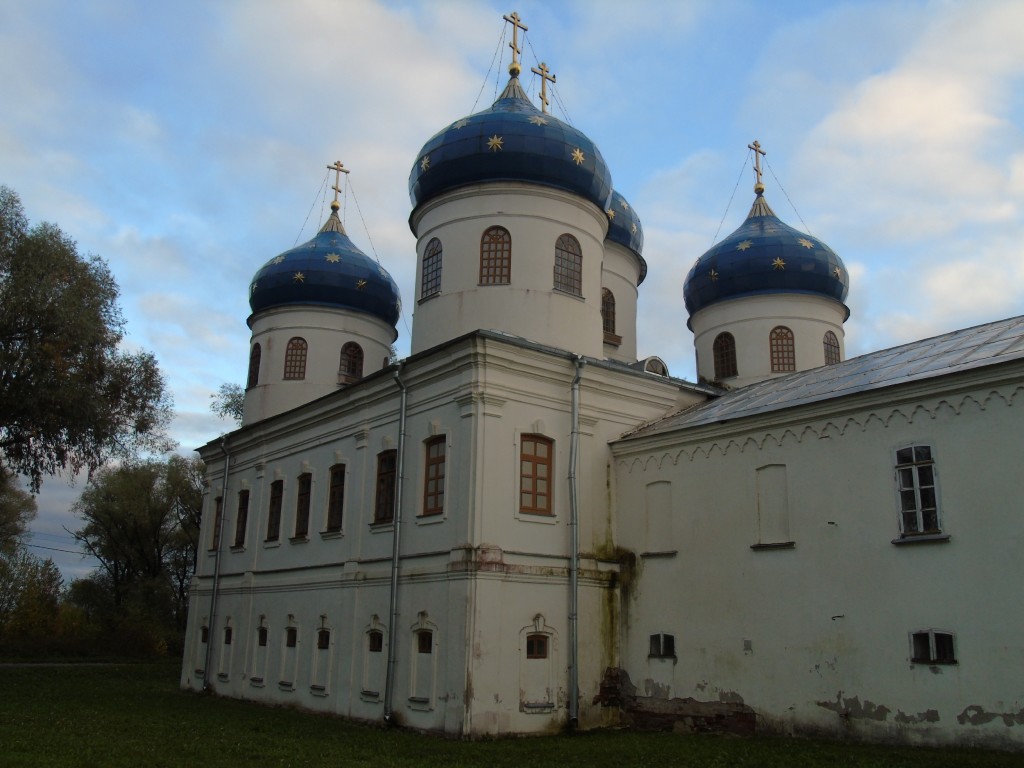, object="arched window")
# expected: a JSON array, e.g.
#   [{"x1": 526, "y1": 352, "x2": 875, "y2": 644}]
[
  {"x1": 340, "y1": 342, "x2": 363, "y2": 383},
  {"x1": 770, "y1": 326, "x2": 796, "y2": 372},
  {"x1": 601, "y1": 289, "x2": 616, "y2": 335},
  {"x1": 480, "y1": 226, "x2": 511, "y2": 285},
  {"x1": 283, "y1": 337, "x2": 307, "y2": 380},
  {"x1": 712, "y1": 332, "x2": 737, "y2": 379},
  {"x1": 553, "y1": 234, "x2": 582, "y2": 295},
  {"x1": 823, "y1": 330, "x2": 840, "y2": 365},
  {"x1": 246, "y1": 343, "x2": 261, "y2": 389},
  {"x1": 421, "y1": 238, "x2": 442, "y2": 298}
]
